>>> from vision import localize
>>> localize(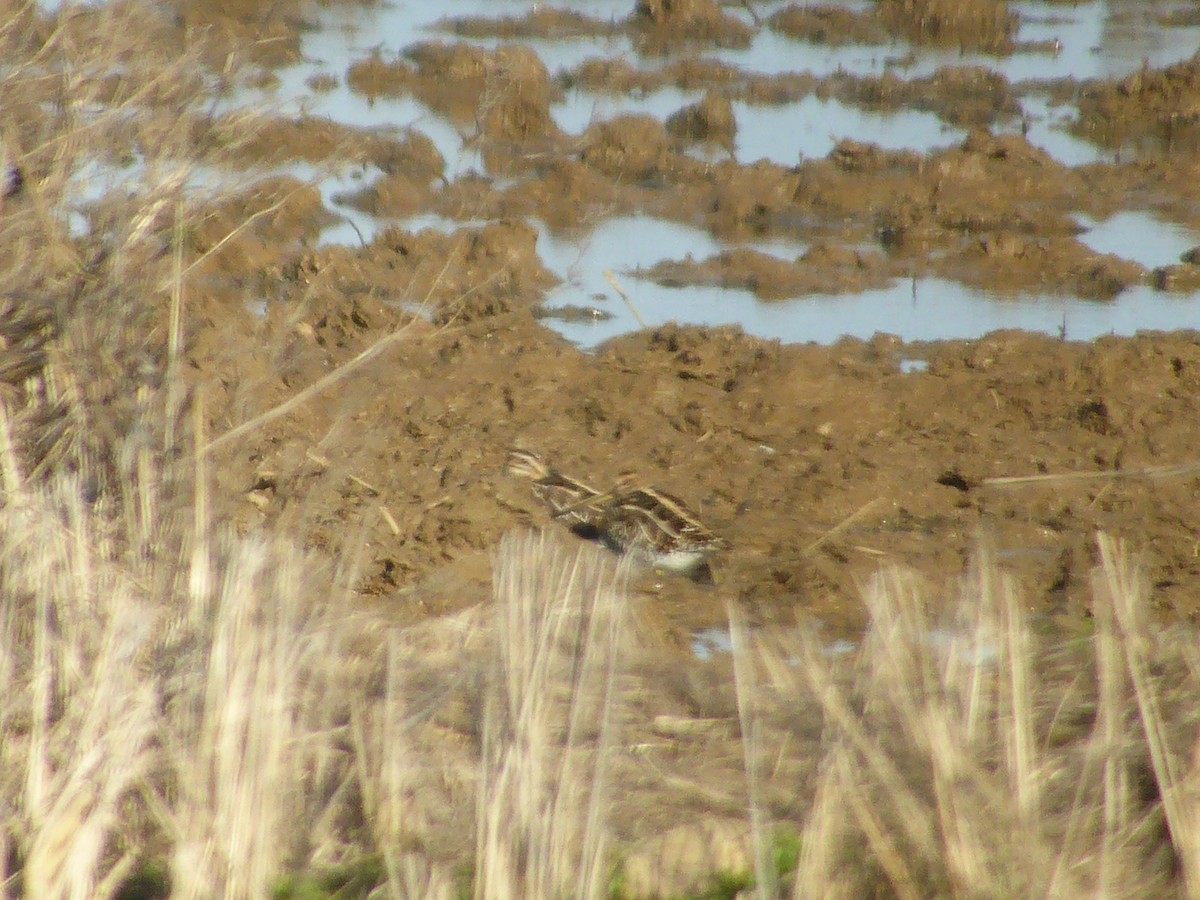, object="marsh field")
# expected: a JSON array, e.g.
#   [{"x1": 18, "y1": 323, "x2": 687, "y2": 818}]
[{"x1": 4, "y1": 0, "x2": 1200, "y2": 896}]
